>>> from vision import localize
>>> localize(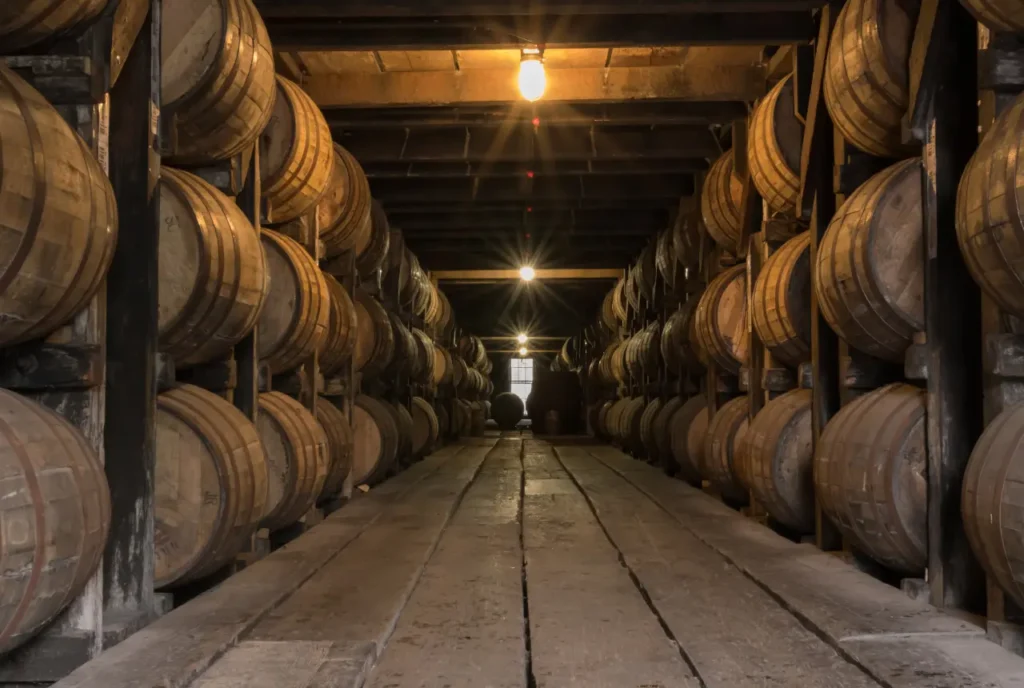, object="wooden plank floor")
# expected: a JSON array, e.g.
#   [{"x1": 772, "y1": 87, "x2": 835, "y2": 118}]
[{"x1": 53, "y1": 436, "x2": 1024, "y2": 688}]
